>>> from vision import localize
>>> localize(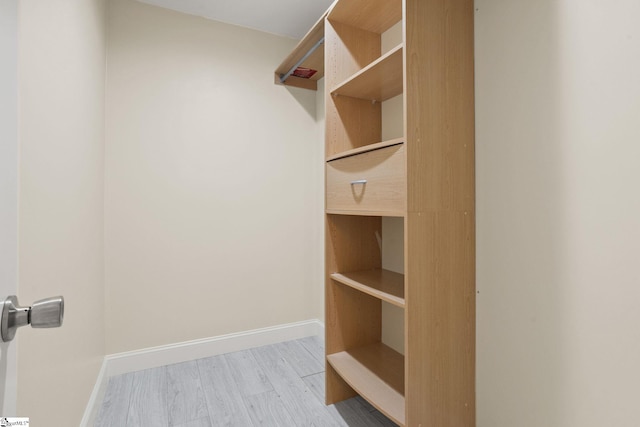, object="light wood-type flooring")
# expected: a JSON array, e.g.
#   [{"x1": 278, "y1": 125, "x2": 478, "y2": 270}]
[{"x1": 95, "y1": 336, "x2": 397, "y2": 426}]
